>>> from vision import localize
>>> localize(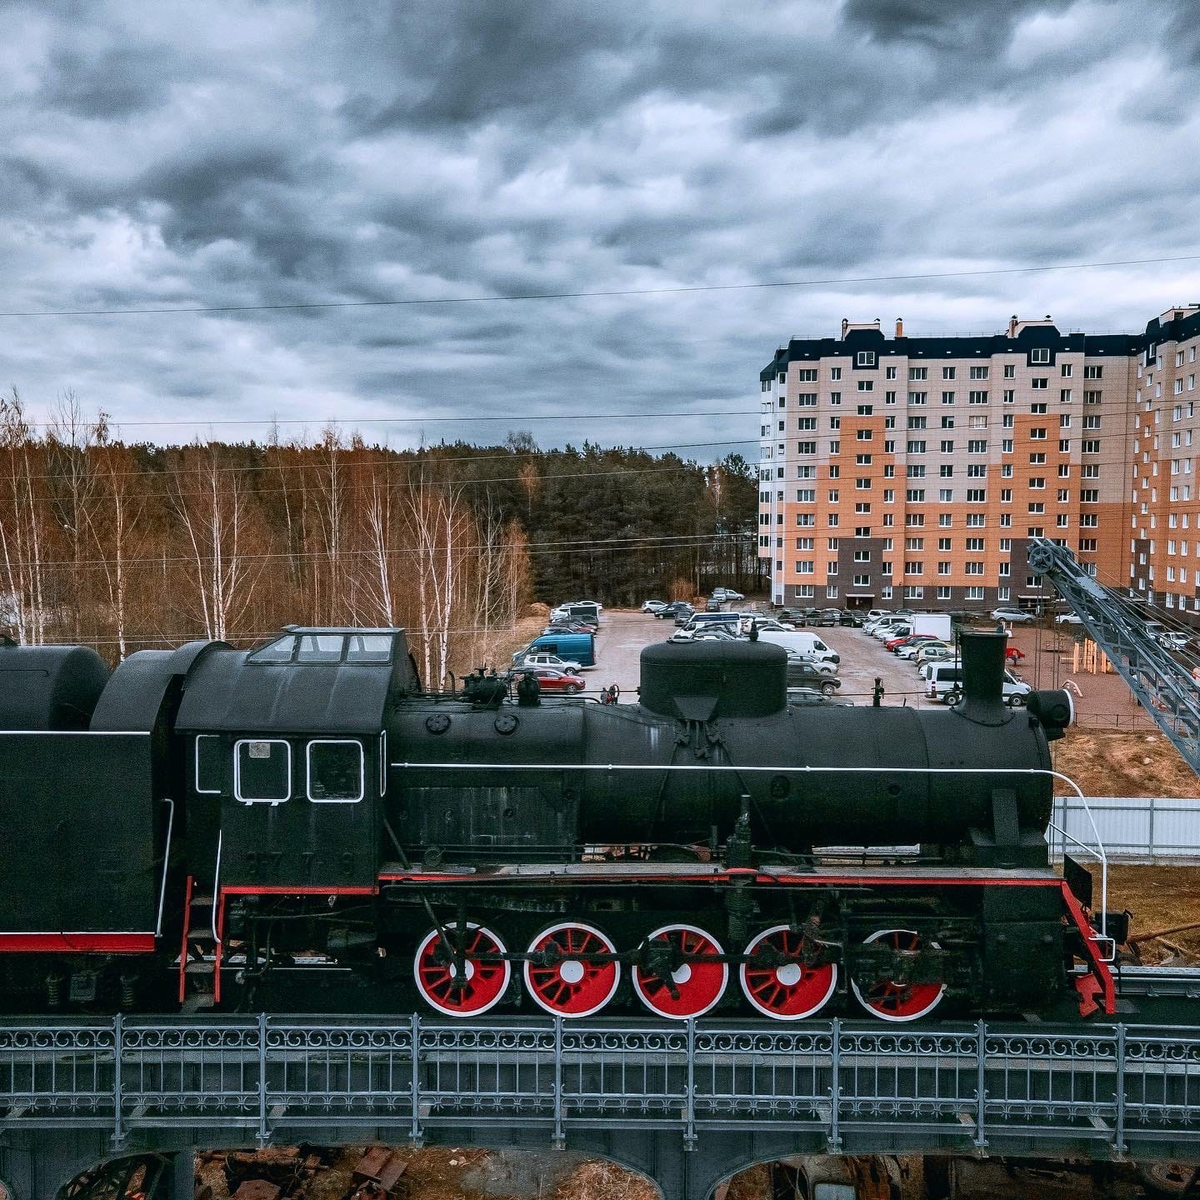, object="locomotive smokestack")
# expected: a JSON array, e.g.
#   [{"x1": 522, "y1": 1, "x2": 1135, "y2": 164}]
[{"x1": 957, "y1": 631, "x2": 1009, "y2": 725}]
